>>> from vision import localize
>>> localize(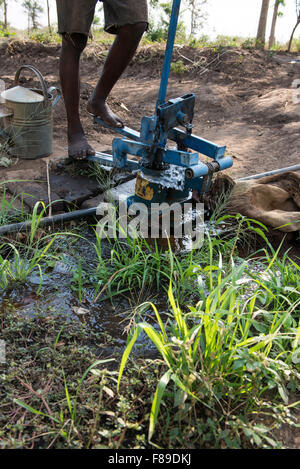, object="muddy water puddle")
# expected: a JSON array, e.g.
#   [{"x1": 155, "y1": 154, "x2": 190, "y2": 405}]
[
  {"x1": 0, "y1": 229, "x2": 166, "y2": 358},
  {"x1": 0, "y1": 280, "x2": 163, "y2": 359},
  {"x1": 2, "y1": 219, "x2": 294, "y2": 358}
]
